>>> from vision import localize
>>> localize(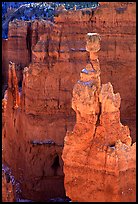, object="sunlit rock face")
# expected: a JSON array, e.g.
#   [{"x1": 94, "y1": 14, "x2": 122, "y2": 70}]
[
  {"x1": 2, "y1": 2, "x2": 136, "y2": 202},
  {"x1": 2, "y1": 2, "x2": 136, "y2": 141},
  {"x1": 2, "y1": 62, "x2": 69, "y2": 201},
  {"x1": 62, "y1": 33, "x2": 136, "y2": 202}
]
